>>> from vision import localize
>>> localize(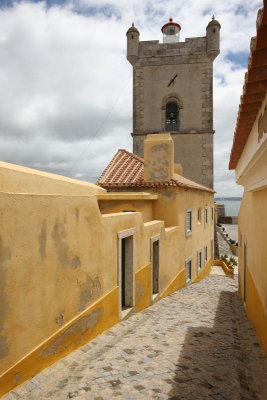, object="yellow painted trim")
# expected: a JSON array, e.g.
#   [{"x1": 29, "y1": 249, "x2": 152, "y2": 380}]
[
  {"x1": 135, "y1": 263, "x2": 152, "y2": 313},
  {"x1": 213, "y1": 259, "x2": 234, "y2": 278},
  {"x1": 192, "y1": 258, "x2": 211, "y2": 284},
  {"x1": 136, "y1": 262, "x2": 151, "y2": 274},
  {"x1": 246, "y1": 267, "x2": 267, "y2": 357},
  {"x1": 0, "y1": 287, "x2": 119, "y2": 398},
  {"x1": 160, "y1": 269, "x2": 186, "y2": 300}
]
